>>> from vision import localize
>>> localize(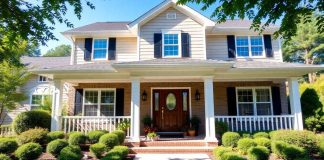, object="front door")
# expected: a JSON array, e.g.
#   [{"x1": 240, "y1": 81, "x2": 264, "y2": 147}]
[{"x1": 153, "y1": 89, "x2": 190, "y2": 132}]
